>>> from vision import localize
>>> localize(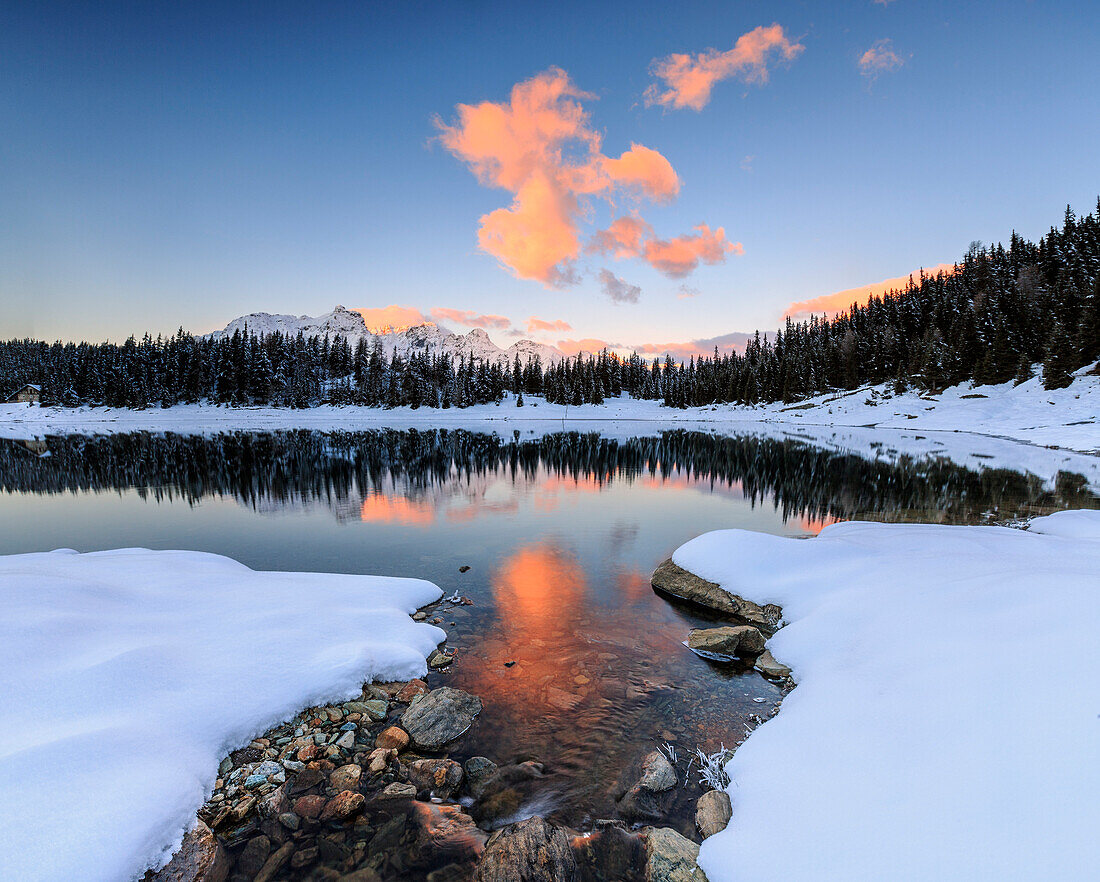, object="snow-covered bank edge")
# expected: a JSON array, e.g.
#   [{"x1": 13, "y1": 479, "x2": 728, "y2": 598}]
[
  {"x1": 668, "y1": 511, "x2": 1100, "y2": 882},
  {"x1": 0, "y1": 550, "x2": 445, "y2": 882},
  {"x1": 3, "y1": 364, "x2": 1098, "y2": 453}
]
